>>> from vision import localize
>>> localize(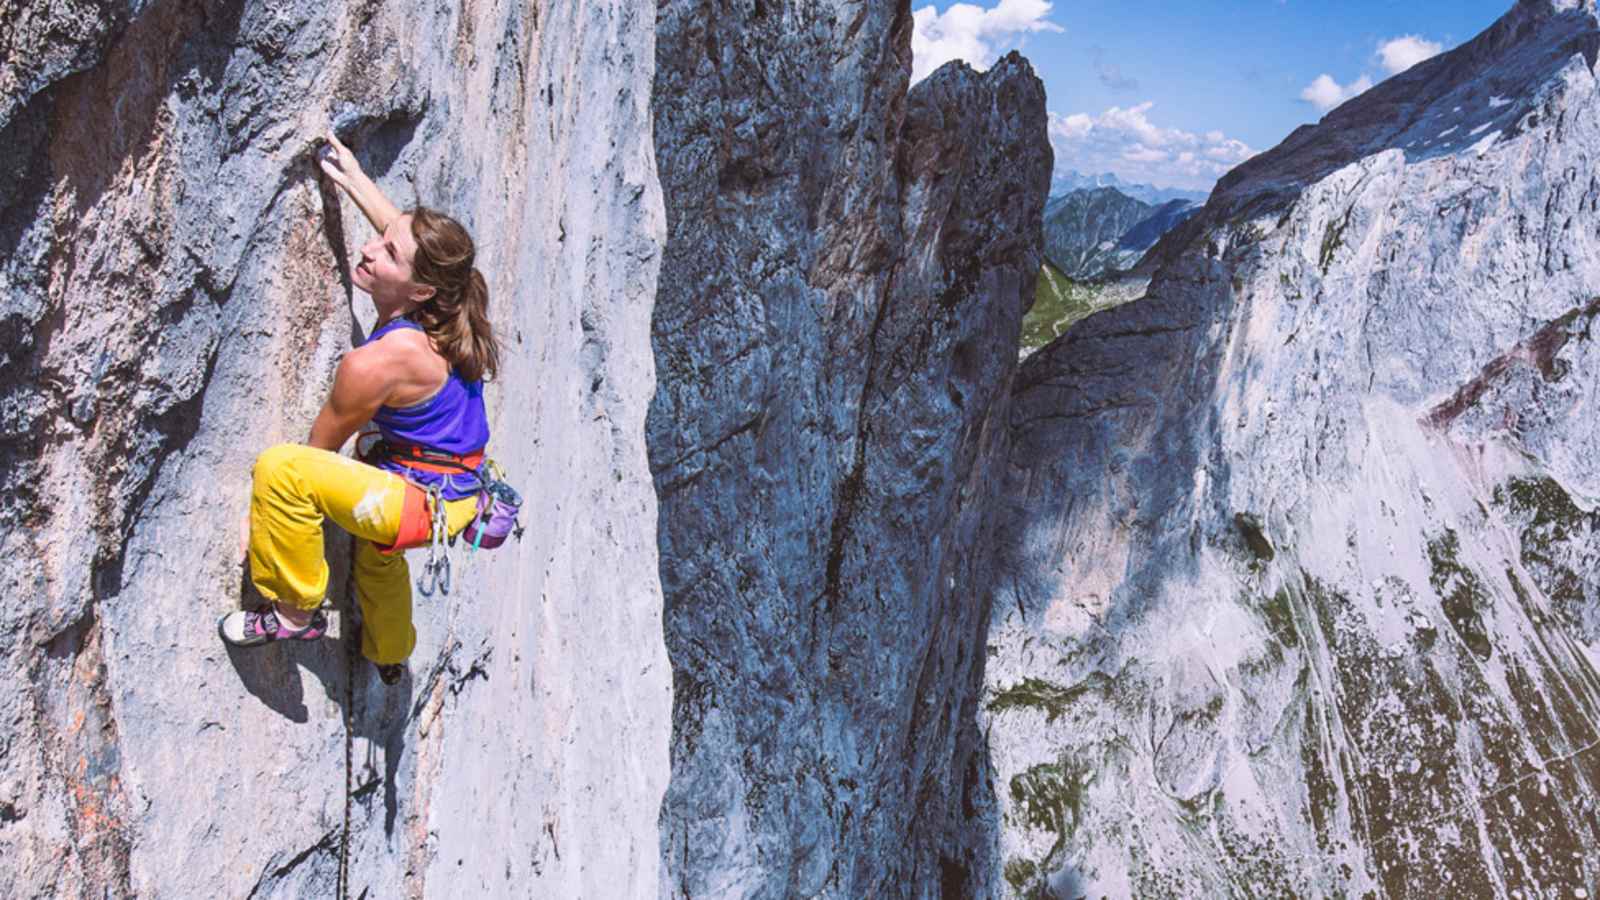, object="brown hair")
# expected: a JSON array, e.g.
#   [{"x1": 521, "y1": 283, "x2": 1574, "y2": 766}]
[{"x1": 406, "y1": 206, "x2": 501, "y2": 382}]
